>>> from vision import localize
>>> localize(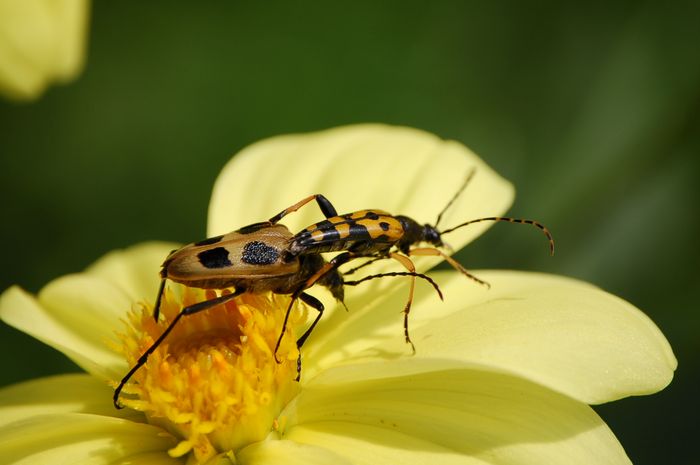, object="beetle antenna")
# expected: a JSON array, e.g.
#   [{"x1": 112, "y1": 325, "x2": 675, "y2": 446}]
[
  {"x1": 440, "y1": 217, "x2": 555, "y2": 255},
  {"x1": 344, "y1": 271, "x2": 443, "y2": 301},
  {"x1": 434, "y1": 167, "x2": 476, "y2": 229}
]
